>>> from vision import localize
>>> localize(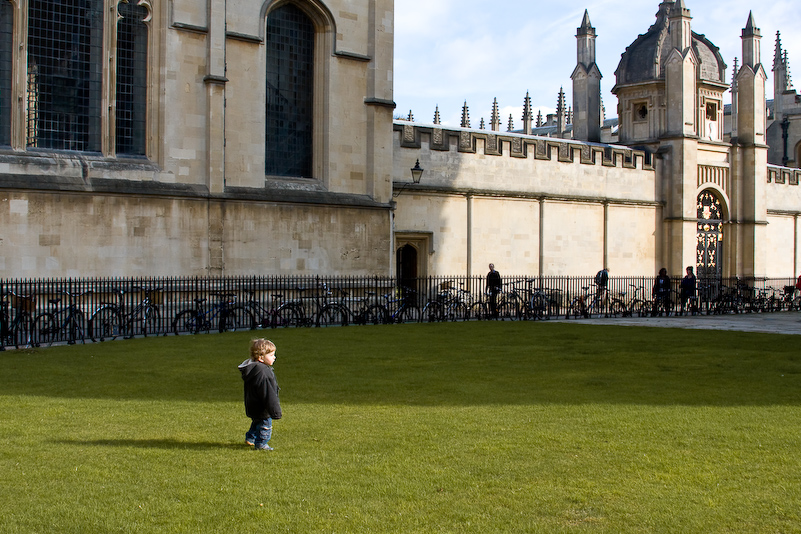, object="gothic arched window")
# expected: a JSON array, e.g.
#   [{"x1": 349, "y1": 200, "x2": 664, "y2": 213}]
[
  {"x1": 0, "y1": 0, "x2": 13, "y2": 146},
  {"x1": 27, "y1": 0, "x2": 104, "y2": 152},
  {"x1": 265, "y1": 4, "x2": 314, "y2": 178},
  {"x1": 115, "y1": 0, "x2": 149, "y2": 157}
]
